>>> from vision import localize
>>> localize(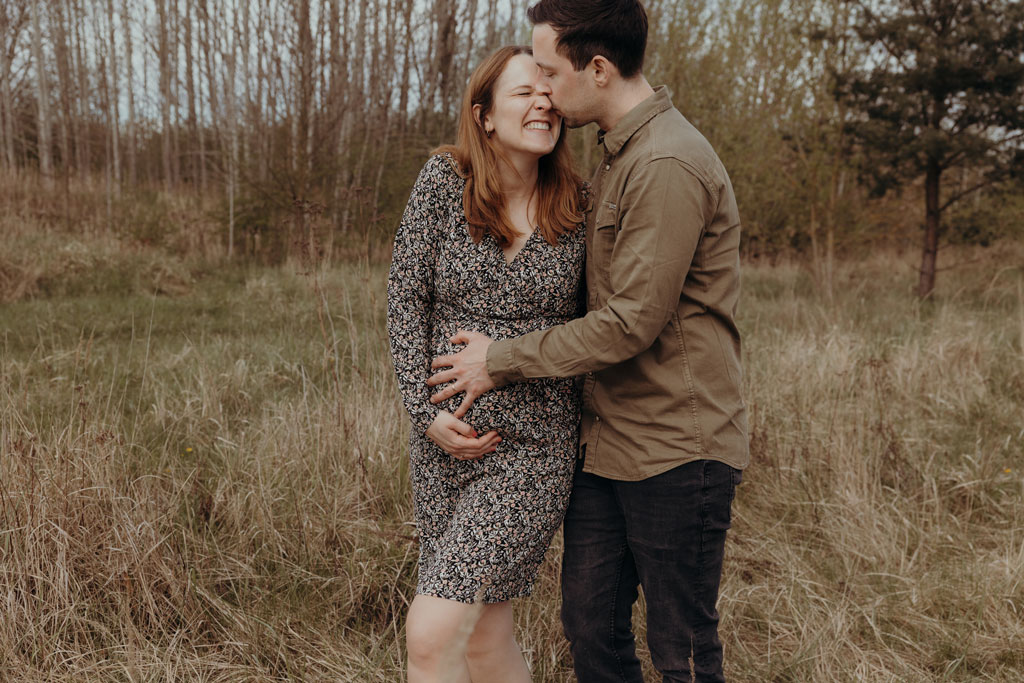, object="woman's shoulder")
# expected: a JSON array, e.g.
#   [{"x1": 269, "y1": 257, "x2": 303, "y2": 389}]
[{"x1": 421, "y1": 151, "x2": 468, "y2": 184}]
